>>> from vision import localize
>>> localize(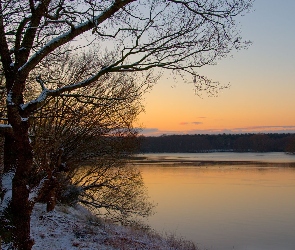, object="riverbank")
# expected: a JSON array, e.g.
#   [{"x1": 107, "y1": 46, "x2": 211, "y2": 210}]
[
  {"x1": 131, "y1": 152, "x2": 295, "y2": 167},
  {"x1": 2, "y1": 203, "x2": 197, "y2": 250}
]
